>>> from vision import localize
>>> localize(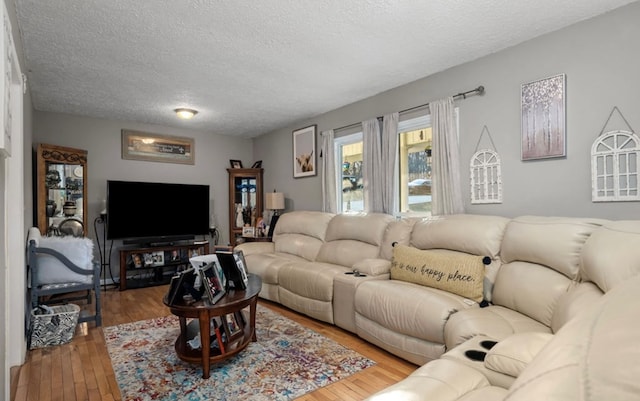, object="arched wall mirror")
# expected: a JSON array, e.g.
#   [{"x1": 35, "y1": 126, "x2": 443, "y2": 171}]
[{"x1": 35, "y1": 143, "x2": 88, "y2": 236}]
